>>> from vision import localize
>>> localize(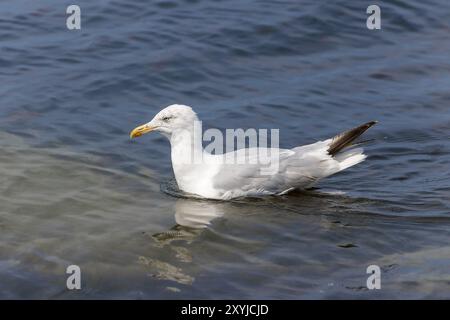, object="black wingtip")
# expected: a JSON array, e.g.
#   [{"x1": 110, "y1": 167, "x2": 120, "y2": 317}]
[{"x1": 328, "y1": 121, "x2": 378, "y2": 156}]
